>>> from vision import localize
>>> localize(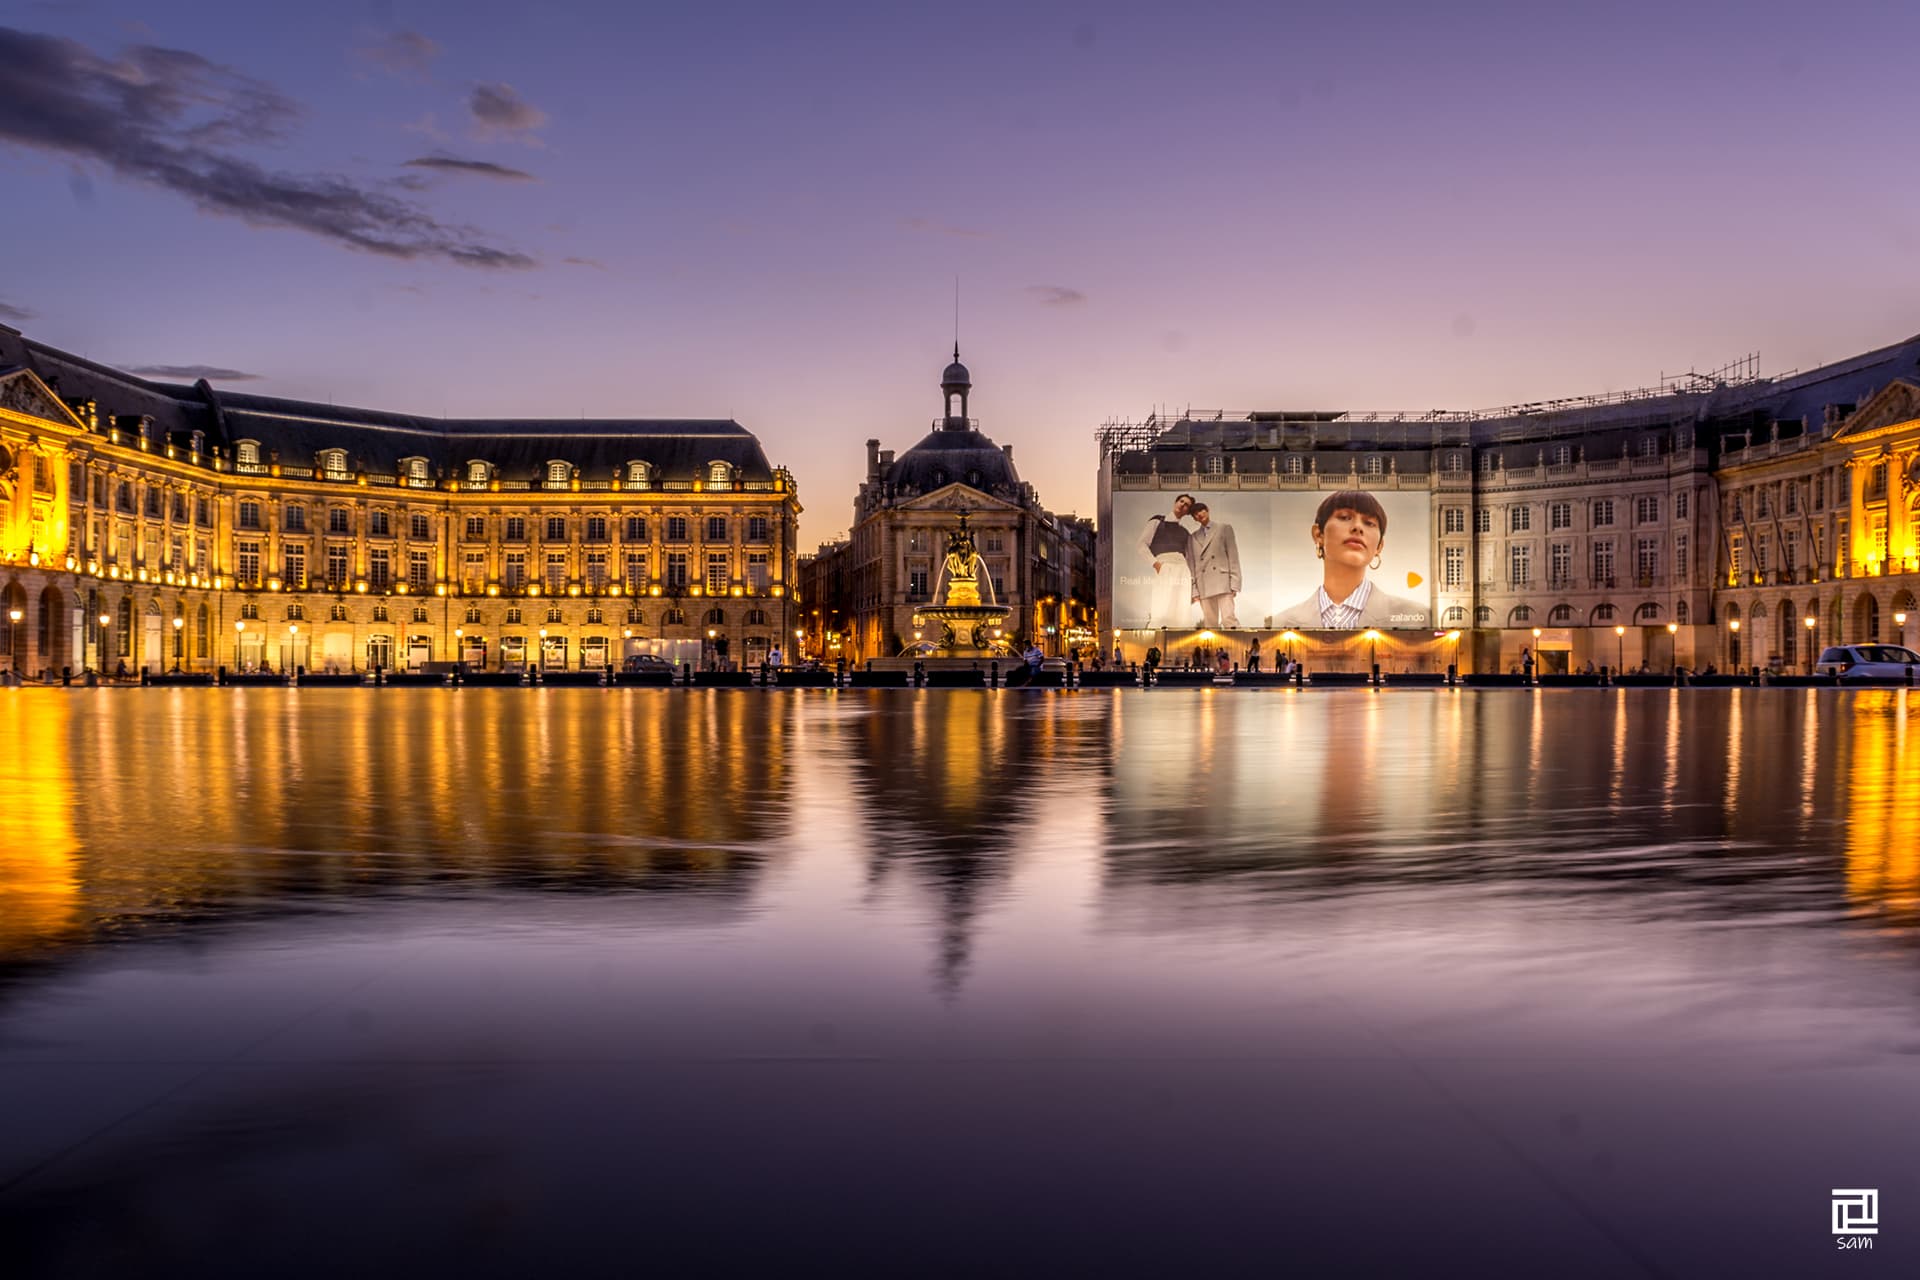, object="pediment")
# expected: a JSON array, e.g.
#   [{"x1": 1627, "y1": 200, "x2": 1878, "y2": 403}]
[
  {"x1": 1833, "y1": 379, "x2": 1920, "y2": 442},
  {"x1": 0, "y1": 367, "x2": 88, "y2": 430},
  {"x1": 896, "y1": 482, "x2": 1020, "y2": 513}
]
